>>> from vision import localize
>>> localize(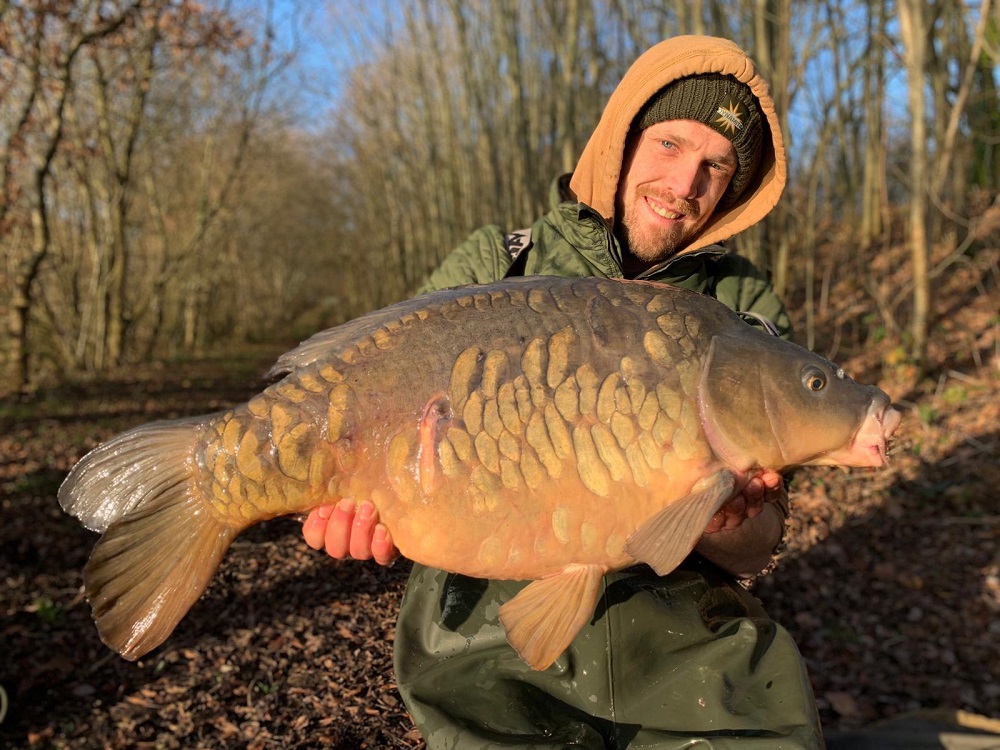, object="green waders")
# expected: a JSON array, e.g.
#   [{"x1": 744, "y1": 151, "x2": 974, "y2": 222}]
[{"x1": 394, "y1": 558, "x2": 824, "y2": 750}]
